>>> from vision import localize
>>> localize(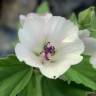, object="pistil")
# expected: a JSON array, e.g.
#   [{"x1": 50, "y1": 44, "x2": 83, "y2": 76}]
[{"x1": 41, "y1": 42, "x2": 55, "y2": 61}]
